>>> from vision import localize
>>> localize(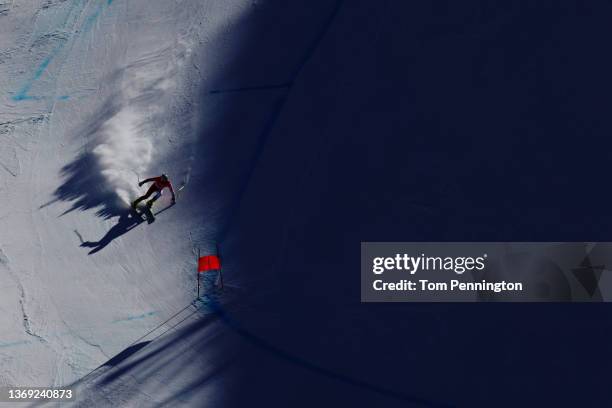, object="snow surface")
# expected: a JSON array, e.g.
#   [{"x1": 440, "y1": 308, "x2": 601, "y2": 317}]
[
  {"x1": 0, "y1": 0, "x2": 250, "y2": 402},
  {"x1": 1, "y1": 0, "x2": 344, "y2": 405},
  {"x1": 5, "y1": 1, "x2": 612, "y2": 407}
]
